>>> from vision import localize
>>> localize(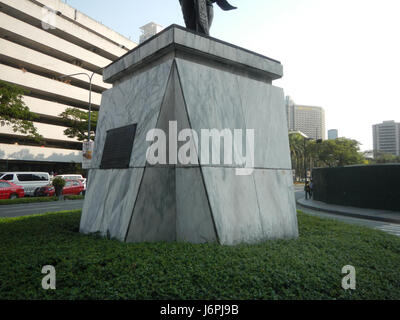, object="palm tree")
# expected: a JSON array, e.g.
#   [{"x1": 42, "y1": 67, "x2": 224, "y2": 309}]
[{"x1": 289, "y1": 133, "x2": 306, "y2": 181}]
